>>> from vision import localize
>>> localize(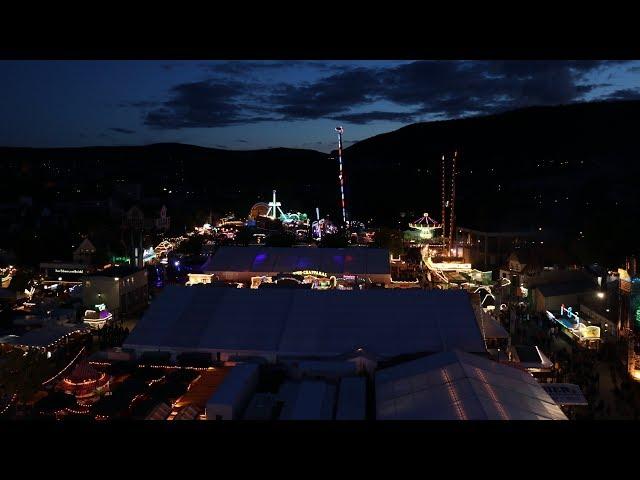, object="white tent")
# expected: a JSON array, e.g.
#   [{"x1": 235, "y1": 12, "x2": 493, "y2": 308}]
[
  {"x1": 375, "y1": 350, "x2": 567, "y2": 420},
  {"x1": 124, "y1": 287, "x2": 487, "y2": 360}
]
